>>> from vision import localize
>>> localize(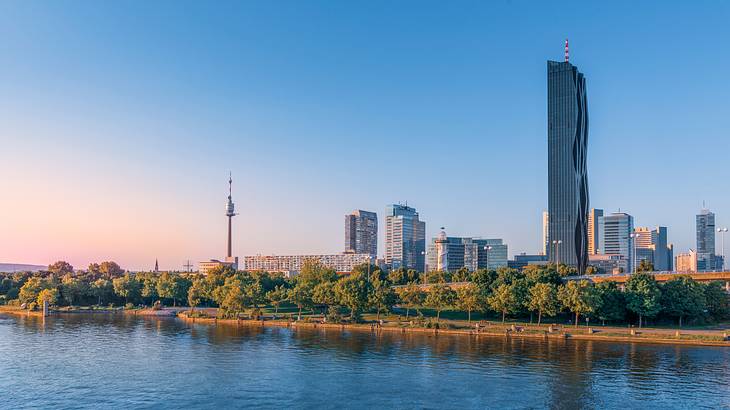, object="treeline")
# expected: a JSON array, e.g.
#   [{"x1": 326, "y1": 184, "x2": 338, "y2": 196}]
[{"x1": 1, "y1": 260, "x2": 728, "y2": 327}]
